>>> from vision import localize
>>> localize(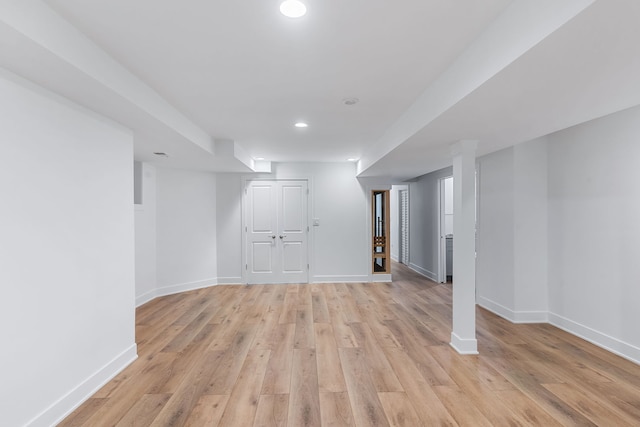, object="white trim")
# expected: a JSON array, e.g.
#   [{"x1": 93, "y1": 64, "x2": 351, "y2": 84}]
[
  {"x1": 217, "y1": 276, "x2": 243, "y2": 285},
  {"x1": 450, "y1": 332, "x2": 478, "y2": 355},
  {"x1": 370, "y1": 273, "x2": 392, "y2": 283},
  {"x1": 135, "y1": 288, "x2": 158, "y2": 307},
  {"x1": 136, "y1": 278, "x2": 219, "y2": 307},
  {"x1": 548, "y1": 312, "x2": 640, "y2": 366},
  {"x1": 477, "y1": 296, "x2": 548, "y2": 324},
  {"x1": 408, "y1": 263, "x2": 438, "y2": 282},
  {"x1": 31, "y1": 344, "x2": 137, "y2": 427},
  {"x1": 312, "y1": 275, "x2": 371, "y2": 283},
  {"x1": 156, "y1": 278, "x2": 218, "y2": 298}
]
